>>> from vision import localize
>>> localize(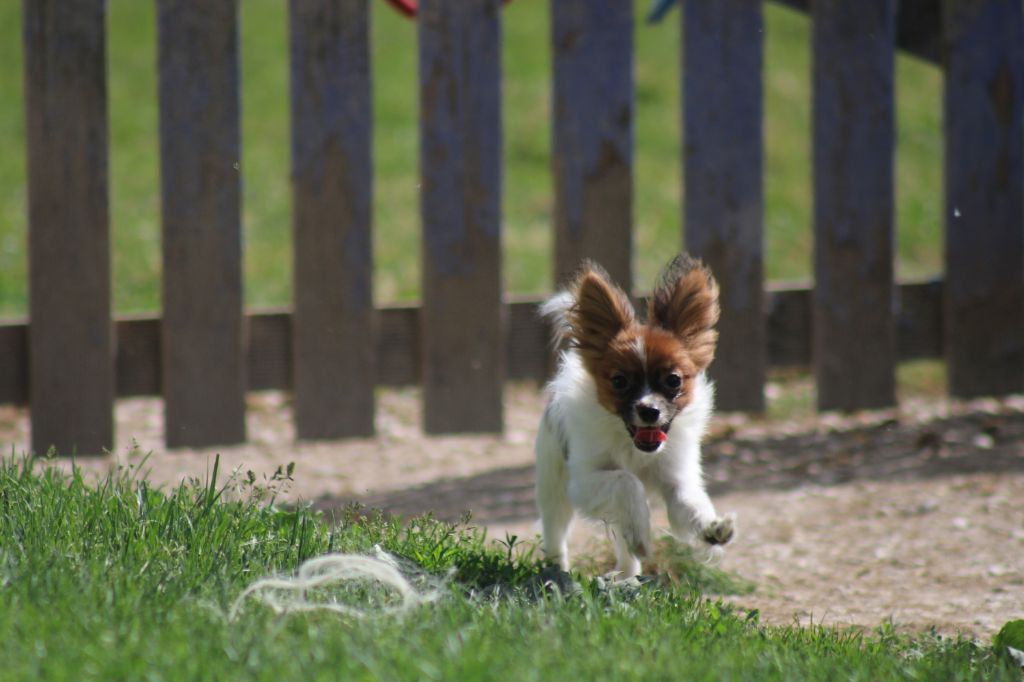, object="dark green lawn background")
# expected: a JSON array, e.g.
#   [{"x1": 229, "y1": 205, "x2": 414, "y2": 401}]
[{"x1": 0, "y1": 1, "x2": 943, "y2": 317}]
